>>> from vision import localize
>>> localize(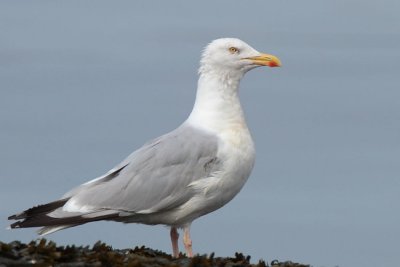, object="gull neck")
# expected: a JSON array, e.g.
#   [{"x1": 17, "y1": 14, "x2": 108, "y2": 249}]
[{"x1": 186, "y1": 71, "x2": 248, "y2": 133}]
